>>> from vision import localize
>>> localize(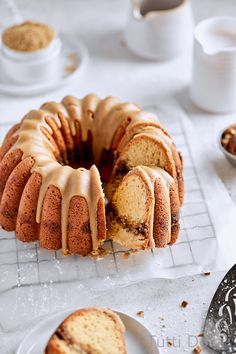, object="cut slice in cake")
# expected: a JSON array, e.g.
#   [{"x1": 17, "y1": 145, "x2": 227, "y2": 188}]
[
  {"x1": 45, "y1": 307, "x2": 126, "y2": 354},
  {"x1": 107, "y1": 166, "x2": 180, "y2": 249},
  {"x1": 106, "y1": 124, "x2": 184, "y2": 207}
]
